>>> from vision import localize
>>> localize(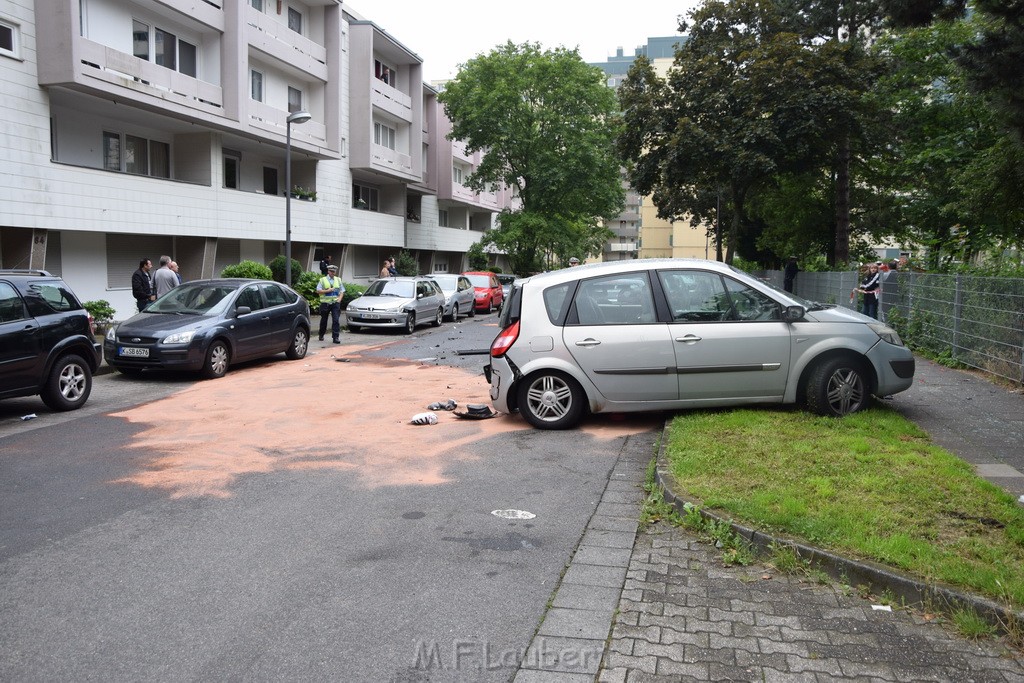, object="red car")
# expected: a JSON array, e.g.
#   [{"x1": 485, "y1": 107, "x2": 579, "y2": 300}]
[{"x1": 462, "y1": 271, "x2": 504, "y2": 313}]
